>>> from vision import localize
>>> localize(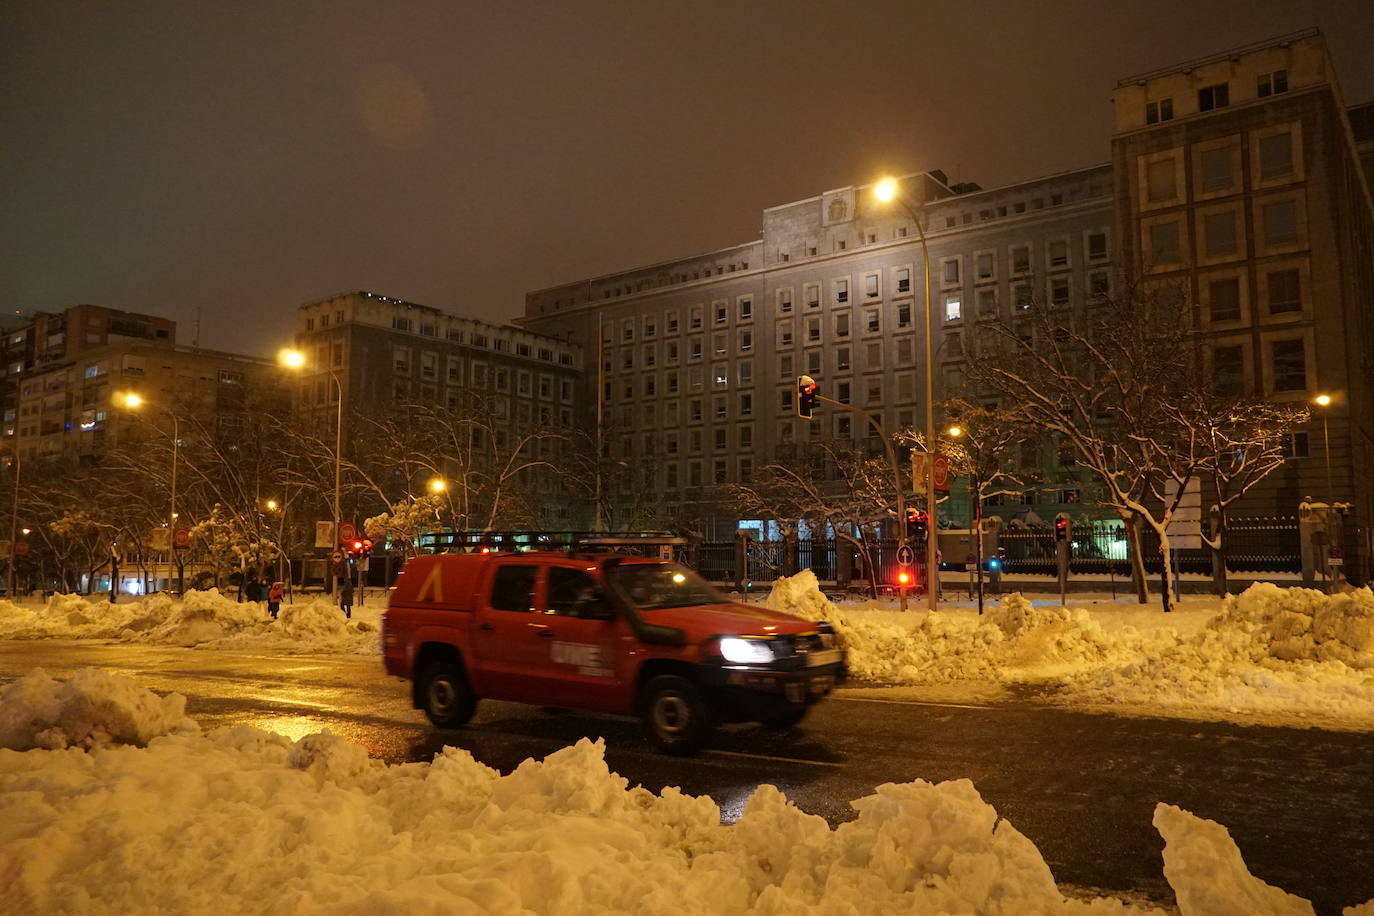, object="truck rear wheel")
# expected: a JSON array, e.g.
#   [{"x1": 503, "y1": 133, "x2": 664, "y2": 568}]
[
  {"x1": 641, "y1": 675, "x2": 711, "y2": 754},
  {"x1": 420, "y1": 659, "x2": 476, "y2": 728}
]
